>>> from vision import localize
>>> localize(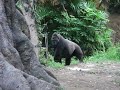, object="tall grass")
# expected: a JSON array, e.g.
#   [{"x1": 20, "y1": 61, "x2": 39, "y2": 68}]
[{"x1": 84, "y1": 44, "x2": 120, "y2": 63}]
